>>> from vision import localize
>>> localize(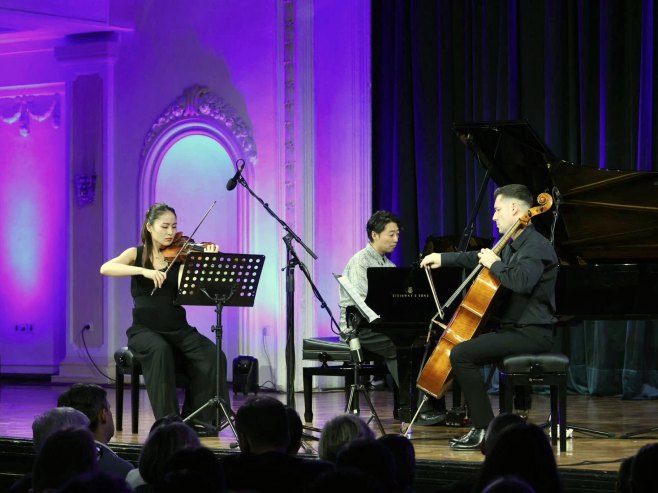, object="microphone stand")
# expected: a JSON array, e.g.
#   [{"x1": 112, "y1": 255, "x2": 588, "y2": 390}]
[{"x1": 233, "y1": 174, "x2": 341, "y2": 412}]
